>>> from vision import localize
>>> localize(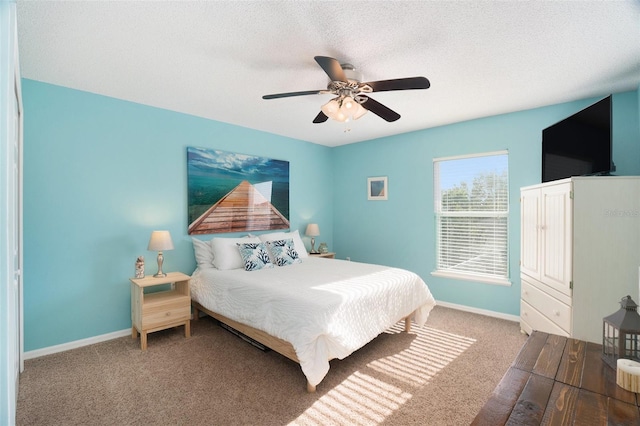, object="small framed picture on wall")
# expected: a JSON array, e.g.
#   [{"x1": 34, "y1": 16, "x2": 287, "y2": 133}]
[{"x1": 367, "y1": 176, "x2": 388, "y2": 201}]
